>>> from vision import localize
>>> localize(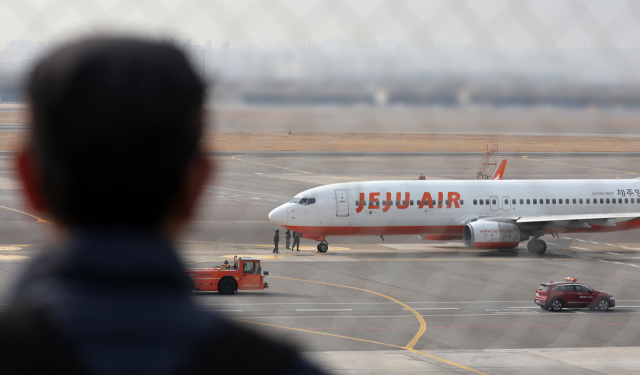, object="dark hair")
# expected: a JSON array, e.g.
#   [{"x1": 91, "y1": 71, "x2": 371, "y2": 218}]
[{"x1": 27, "y1": 37, "x2": 204, "y2": 228}]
